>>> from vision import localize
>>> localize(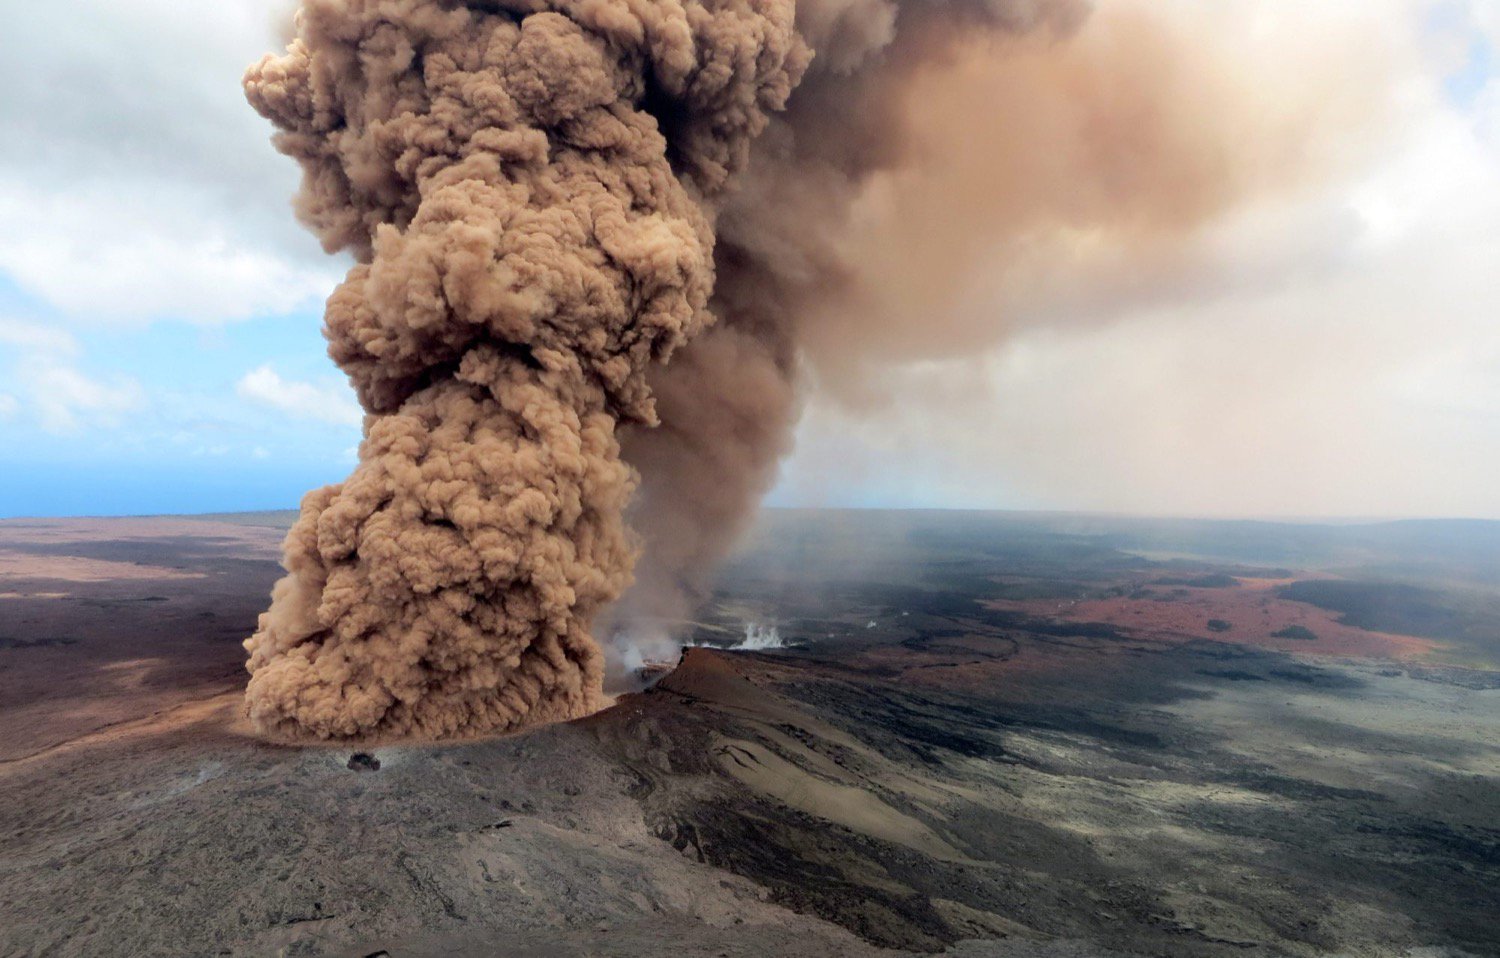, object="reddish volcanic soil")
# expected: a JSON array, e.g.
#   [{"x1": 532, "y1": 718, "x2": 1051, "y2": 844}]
[{"x1": 986, "y1": 576, "x2": 1438, "y2": 661}]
